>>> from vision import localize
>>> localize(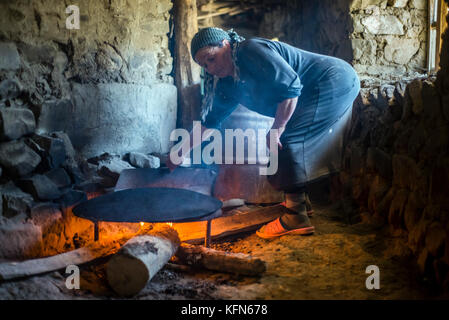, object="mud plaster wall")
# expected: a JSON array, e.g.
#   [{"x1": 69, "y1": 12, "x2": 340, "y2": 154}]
[
  {"x1": 0, "y1": 0, "x2": 177, "y2": 158},
  {"x1": 258, "y1": 0, "x2": 428, "y2": 82}
]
